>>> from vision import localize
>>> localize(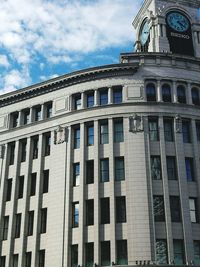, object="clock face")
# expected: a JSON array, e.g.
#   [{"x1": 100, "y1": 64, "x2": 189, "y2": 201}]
[
  {"x1": 167, "y1": 12, "x2": 189, "y2": 32},
  {"x1": 140, "y1": 20, "x2": 150, "y2": 45}
]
